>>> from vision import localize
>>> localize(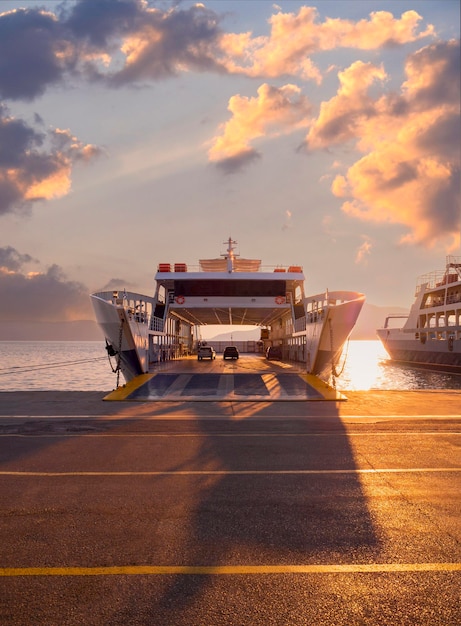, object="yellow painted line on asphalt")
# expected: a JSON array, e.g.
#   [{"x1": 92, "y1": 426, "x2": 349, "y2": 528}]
[
  {"x1": 1, "y1": 563, "x2": 460, "y2": 577},
  {"x1": 1, "y1": 432, "x2": 460, "y2": 438},
  {"x1": 1, "y1": 468, "x2": 461, "y2": 477},
  {"x1": 0, "y1": 412, "x2": 461, "y2": 416}
]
